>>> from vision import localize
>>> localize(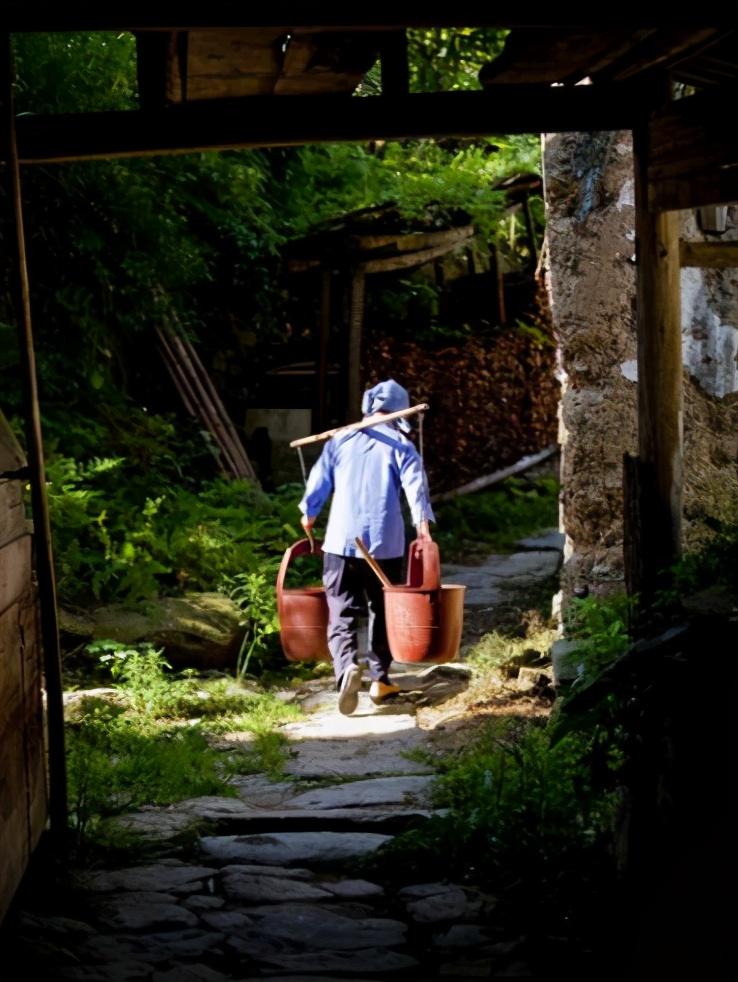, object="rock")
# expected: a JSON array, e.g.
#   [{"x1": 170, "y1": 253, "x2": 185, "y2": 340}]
[
  {"x1": 516, "y1": 667, "x2": 550, "y2": 693},
  {"x1": 200, "y1": 910, "x2": 254, "y2": 933},
  {"x1": 515, "y1": 530, "x2": 565, "y2": 552},
  {"x1": 259, "y1": 950, "x2": 419, "y2": 975},
  {"x1": 550, "y1": 638, "x2": 583, "y2": 684},
  {"x1": 400, "y1": 883, "x2": 469, "y2": 923},
  {"x1": 18, "y1": 912, "x2": 96, "y2": 938},
  {"x1": 286, "y1": 775, "x2": 433, "y2": 810},
  {"x1": 246, "y1": 904, "x2": 407, "y2": 950},
  {"x1": 58, "y1": 963, "x2": 153, "y2": 982},
  {"x1": 90, "y1": 593, "x2": 245, "y2": 670},
  {"x1": 128, "y1": 929, "x2": 225, "y2": 960},
  {"x1": 182, "y1": 895, "x2": 225, "y2": 912},
  {"x1": 221, "y1": 871, "x2": 333, "y2": 904},
  {"x1": 439, "y1": 958, "x2": 492, "y2": 977},
  {"x1": 85, "y1": 862, "x2": 218, "y2": 894},
  {"x1": 112, "y1": 808, "x2": 200, "y2": 841},
  {"x1": 63, "y1": 688, "x2": 127, "y2": 721},
  {"x1": 282, "y1": 710, "x2": 432, "y2": 778},
  {"x1": 229, "y1": 774, "x2": 299, "y2": 807},
  {"x1": 433, "y1": 924, "x2": 491, "y2": 948},
  {"x1": 319, "y1": 879, "x2": 384, "y2": 899},
  {"x1": 97, "y1": 900, "x2": 199, "y2": 931},
  {"x1": 152, "y1": 966, "x2": 232, "y2": 982},
  {"x1": 220, "y1": 863, "x2": 314, "y2": 880},
  {"x1": 200, "y1": 831, "x2": 391, "y2": 866}
]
